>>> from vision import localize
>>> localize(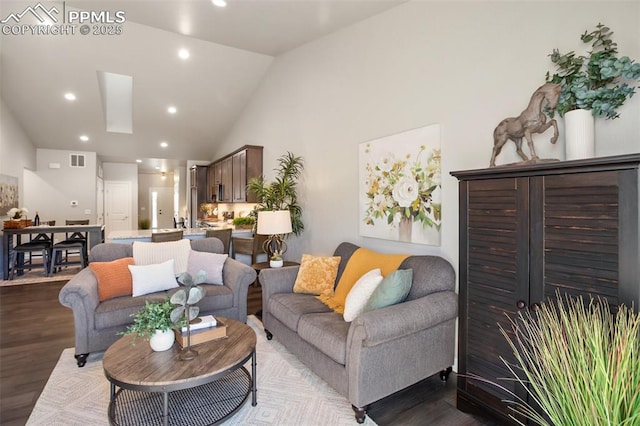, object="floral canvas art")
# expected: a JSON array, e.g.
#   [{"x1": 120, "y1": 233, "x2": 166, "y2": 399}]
[
  {"x1": 0, "y1": 174, "x2": 19, "y2": 217},
  {"x1": 359, "y1": 124, "x2": 441, "y2": 245}
]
